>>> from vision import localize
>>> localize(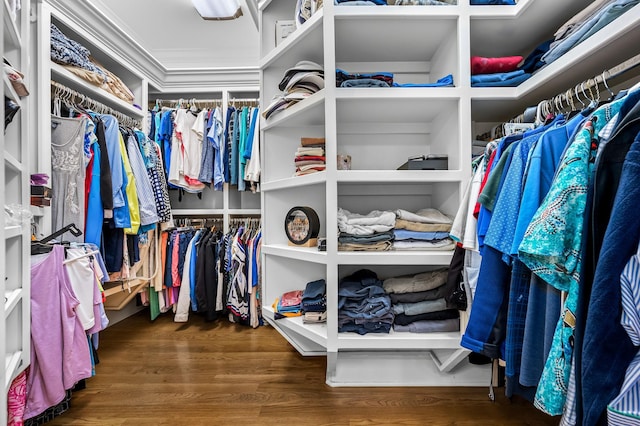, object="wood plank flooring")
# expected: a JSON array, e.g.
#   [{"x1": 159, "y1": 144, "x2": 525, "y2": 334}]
[{"x1": 45, "y1": 311, "x2": 559, "y2": 426}]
